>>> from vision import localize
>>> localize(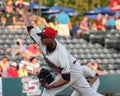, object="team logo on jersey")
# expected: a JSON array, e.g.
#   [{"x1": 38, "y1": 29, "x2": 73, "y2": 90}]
[{"x1": 42, "y1": 30, "x2": 46, "y2": 33}]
